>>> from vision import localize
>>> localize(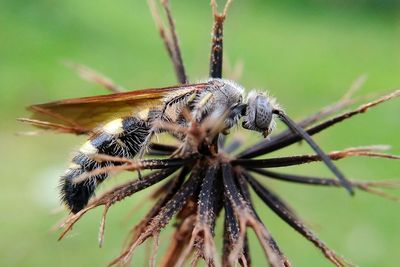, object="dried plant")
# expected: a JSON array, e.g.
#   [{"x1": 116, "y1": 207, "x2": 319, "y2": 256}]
[
  {"x1": 23, "y1": 1, "x2": 400, "y2": 266},
  {"x1": 57, "y1": 86, "x2": 399, "y2": 266}
]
